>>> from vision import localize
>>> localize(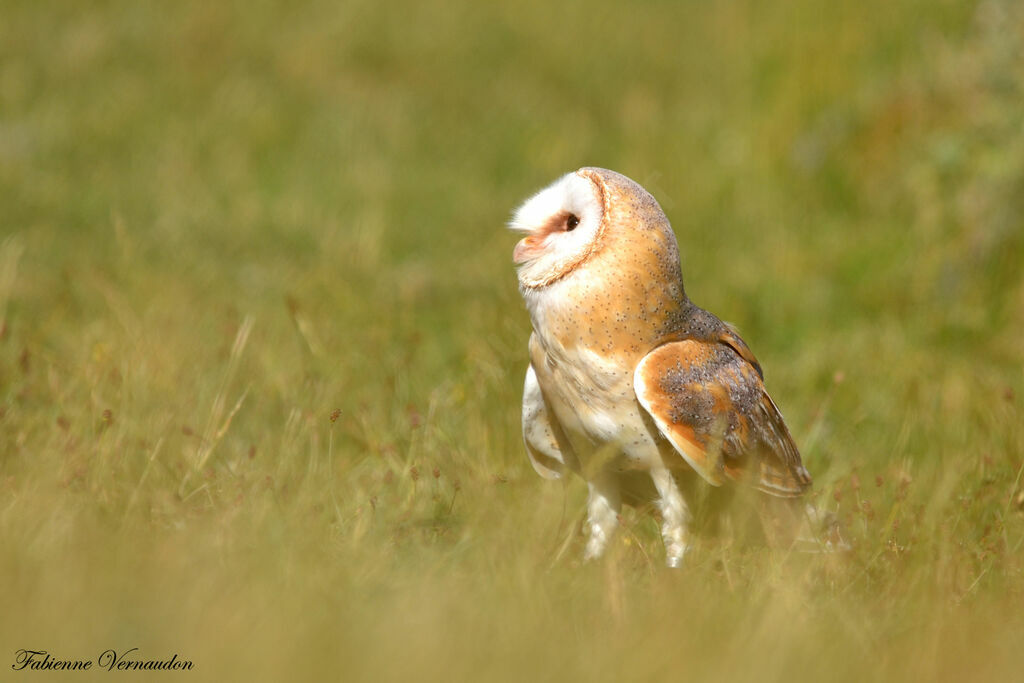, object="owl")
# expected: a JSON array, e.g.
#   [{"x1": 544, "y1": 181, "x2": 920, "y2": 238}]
[{"x1": 510, "y1": 167, "x2": 812, "y2": 567}]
